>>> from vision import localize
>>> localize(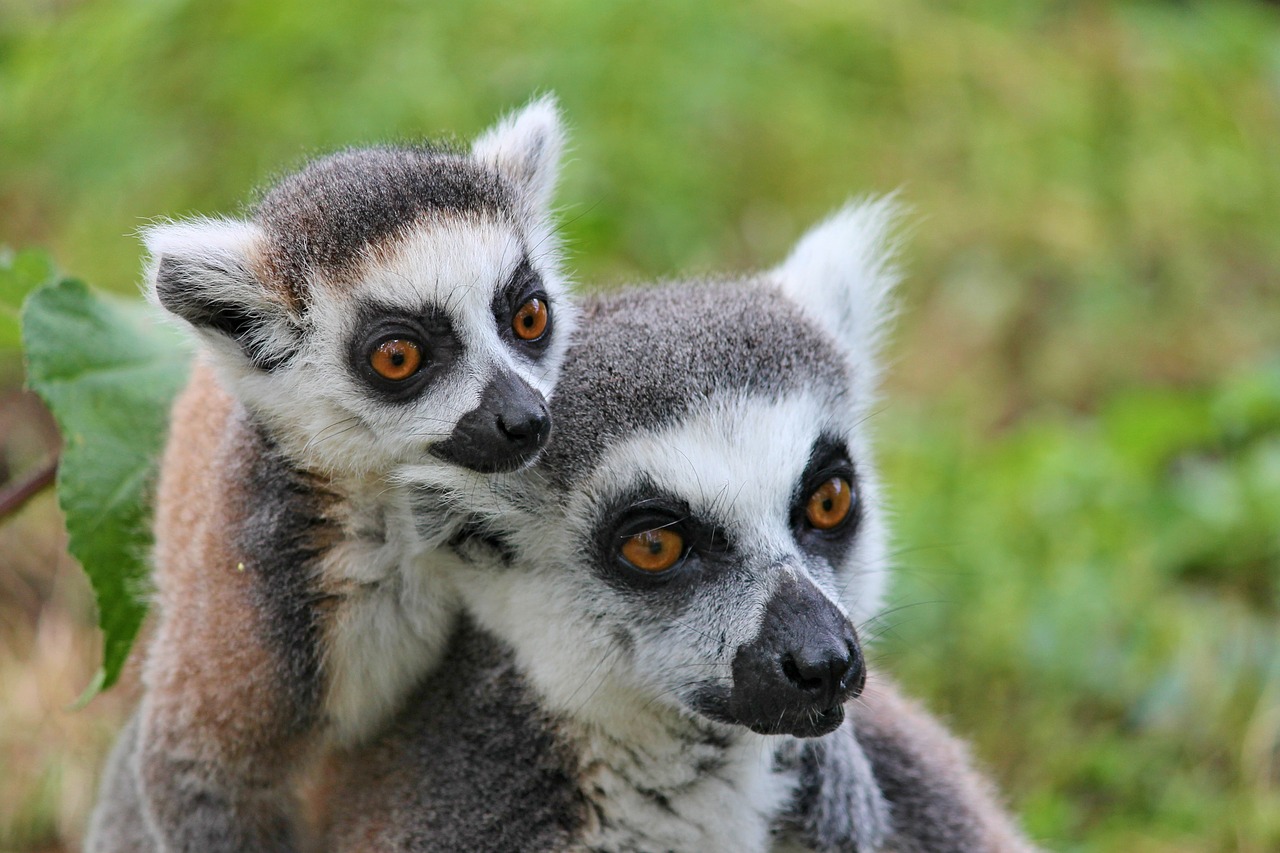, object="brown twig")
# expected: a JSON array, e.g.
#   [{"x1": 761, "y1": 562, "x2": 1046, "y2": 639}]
[{"x1": 0, "y1": 457, "x2": 58, "y2": 521}]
